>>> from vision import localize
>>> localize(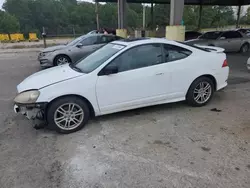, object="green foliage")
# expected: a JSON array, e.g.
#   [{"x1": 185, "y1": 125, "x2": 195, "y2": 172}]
[
  {"x1": 182, "y1": 5, "x2": 236, "y2": 30},
  {"x1": 242, "y1": 7, "x2": 250, "y2": 25},
  {"x1": 0, "y1": 0, "x2": 242, "y2": 34},
  {"x1": 0, "y1": 10, "x2": 20, "y2": 33}
]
